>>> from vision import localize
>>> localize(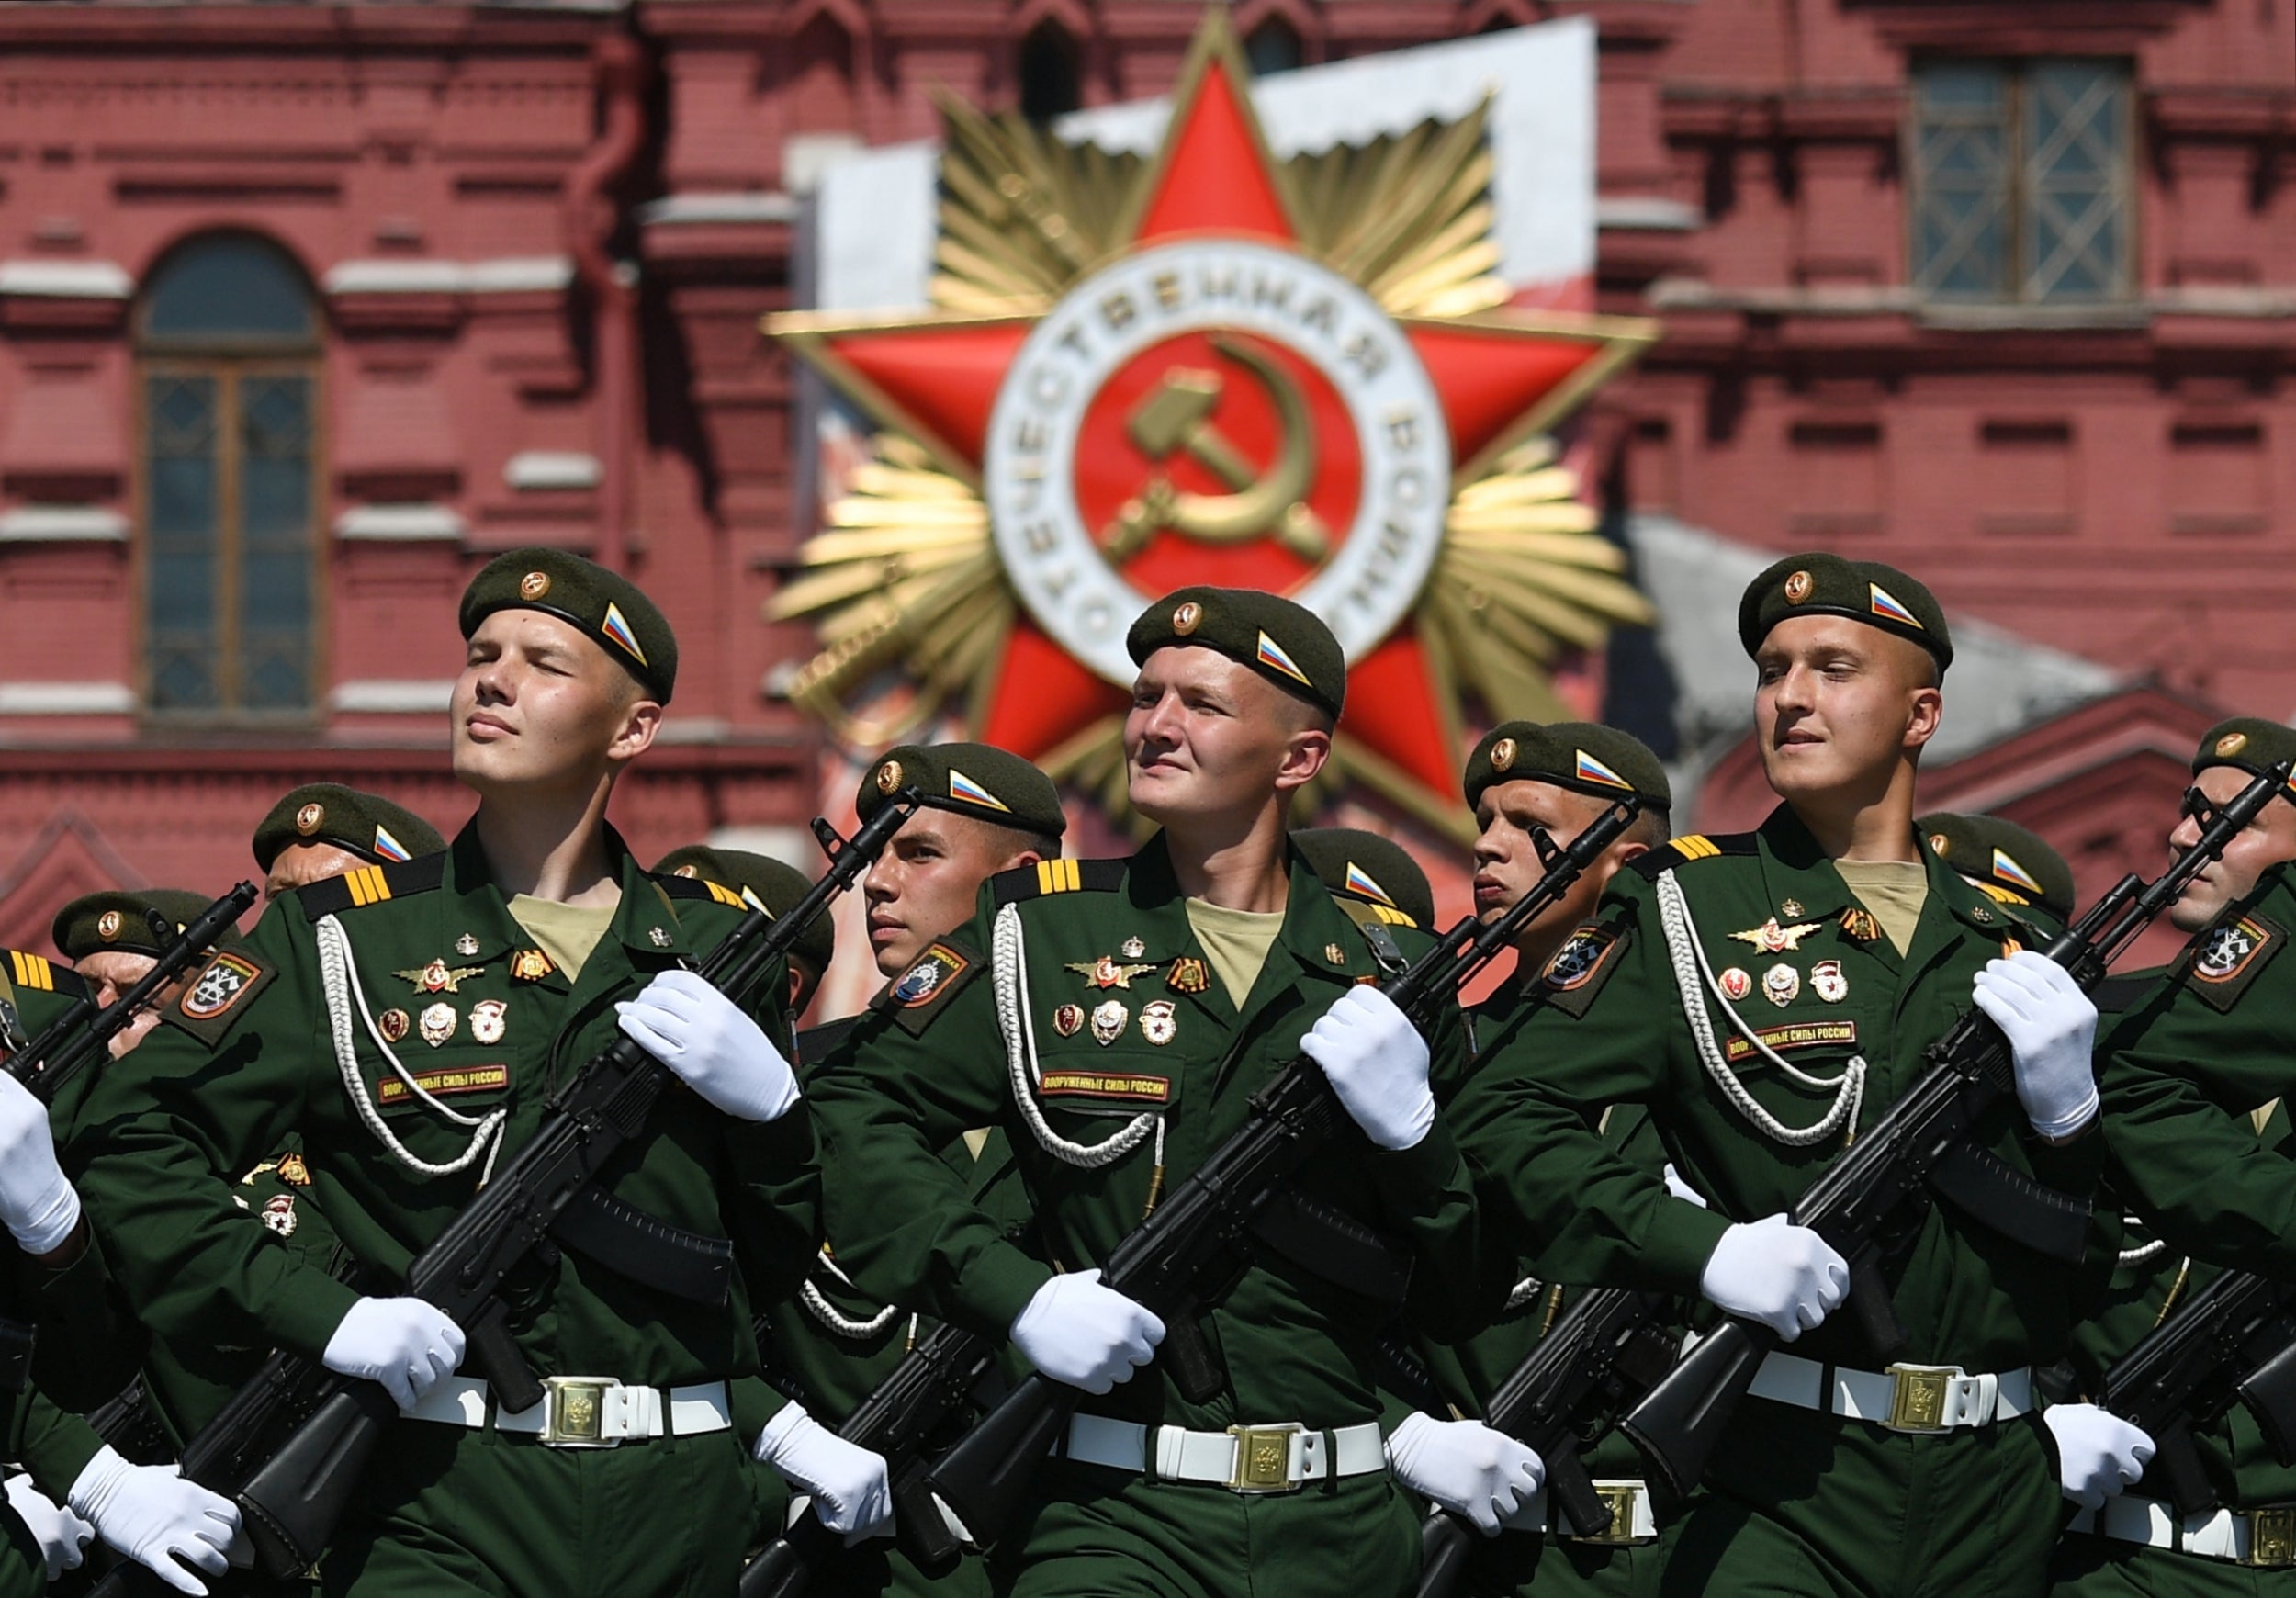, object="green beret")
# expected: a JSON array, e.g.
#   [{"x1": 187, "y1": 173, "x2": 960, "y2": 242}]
[
  {"x1": 459, "y1": 547, "x2": 677, "y2": 703},
  {"x1": 252, "y1": 783, "x2": 446, "y2": 873},
  {"x1": 653, "y1": 847, "x2": 835, "y2": 976},
  {"x1": 1292, "y1": 828, "x2": 1437, "y2": 928},
  {"x1": 855, "y1": 742, "x2": 1066, "y2": 840},
  {"x1": 1918, "y1": 812, "x2": 2076, "y2": 925},
  {"x1": 1125, "y1": 585, "x2": 1345, "y2": 720},
  {"x1": 1464, "y1": 721, "x2": 1671, "y2": 815},
  {"x1": 2193, "y1": 717, "x2": 2296, "y2": 798},
  {"x1": 54, "y1": 888, "x2": 241, "y2": 963},
  {"x1": 1737, "y1": 553, "x2": 1953, "y2": 672}
]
